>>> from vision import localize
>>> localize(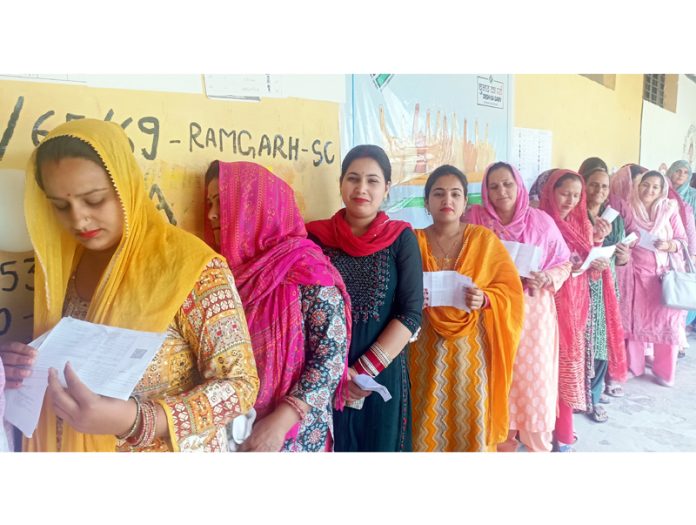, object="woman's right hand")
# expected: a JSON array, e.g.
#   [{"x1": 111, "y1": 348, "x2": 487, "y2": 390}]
[
  {"x1": 526, "y1": 271, "x2": 550, "y2": 290},
  {"x1": 614, "y1": 242, "x2": 630, "y2": 265},
  {"x1": 0, "y1": 341, "x2": 37, "y2": 388},
  {"x1": 346, "y1": 367, "x2": 372, "y2": 403}
]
